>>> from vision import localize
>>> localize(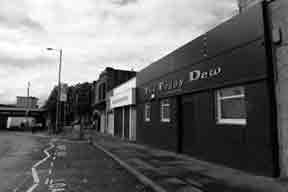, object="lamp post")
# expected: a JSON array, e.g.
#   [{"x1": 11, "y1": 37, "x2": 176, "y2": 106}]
[
  {"x1": 47, "y1": 48, "x2": 62, "y2": 134},
  {"x1": 26, "y1": 81, "x2": 30, "y2": 131}
]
